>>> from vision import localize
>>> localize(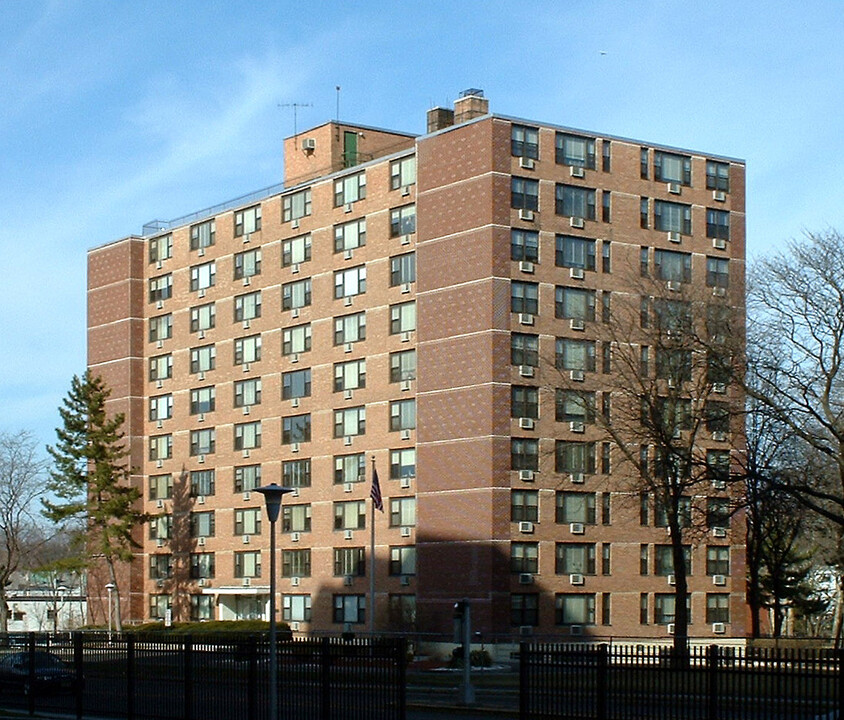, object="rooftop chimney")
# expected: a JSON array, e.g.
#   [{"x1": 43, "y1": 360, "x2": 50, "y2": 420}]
[
  {"x1": 427, "y1": 106, "x2": 454, "y2": 133},
  {"x1": 453, "y1": 88, "x2": 489, "y2": 124}
]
